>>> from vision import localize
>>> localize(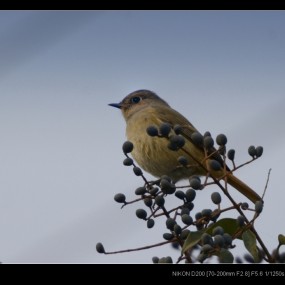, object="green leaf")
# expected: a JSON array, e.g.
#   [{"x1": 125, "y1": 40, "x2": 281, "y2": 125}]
[
  {"x1": 206, "y1": 218, "x2": 241, "y2": 239},
  {"x1": 242, "y1": 230, "x2": 259, "y2": 262},
  {"x1": 218, "y1": 248, "x2": 234, "y2": 263},
  {"x1": 278, "y1": 234, "x2": 285, "y2": 246},
  {"x1": 182, "y1": 230, "x2": 204, "y2": 253}
]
